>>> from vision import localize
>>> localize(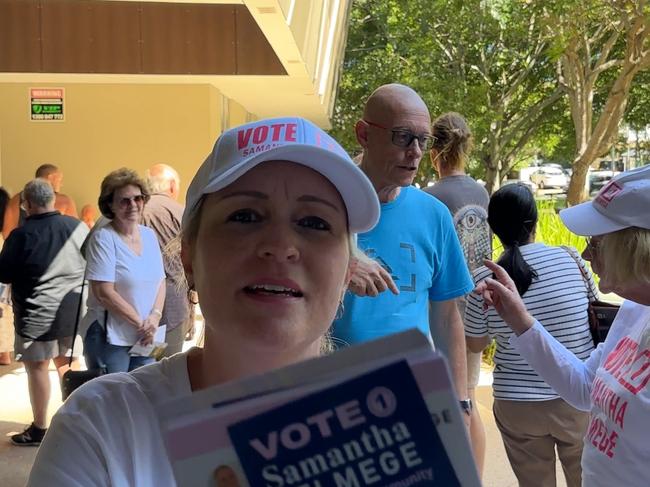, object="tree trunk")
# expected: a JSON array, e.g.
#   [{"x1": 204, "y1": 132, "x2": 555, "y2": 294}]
[
  {"x1": 485, "y1": 165, "x2": 502, "y2": 194},
  {"x1": 481, "y1": 152, "x2": 499, "y2": 194},
  {"x1": 566, "y1": 157, "x2": 591, "y2": 205}
]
